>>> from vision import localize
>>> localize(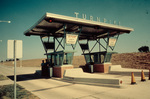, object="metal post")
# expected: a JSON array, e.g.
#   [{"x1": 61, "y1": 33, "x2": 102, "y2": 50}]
[
  {"x1": 53, "y1": 37, "x2": 55, "y2": 52},
  {"x1": 63, "y1": 24, "x2": 66, "y2": 50},
  {"x1": 99, "y1": 39, "x2": 101, "y2": 52},
  {"x1": 14, "y1": 40, "x2": 16, "y2": 99},
  {"x1": 74, "y1": 26, "x2": 82, "y2": 49},
  {"x1": 89, "y1": 40, "x2": 98, "y2": 53},
  {"x1": 106, "y1": 32, "x2": 110, "y2": 52},
  {"x1": 40, "y1": 36, "x2": 48, "y2": 59},
  {"x1": 112, "y1": 33, "x2": 120, "y2": 50}
]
